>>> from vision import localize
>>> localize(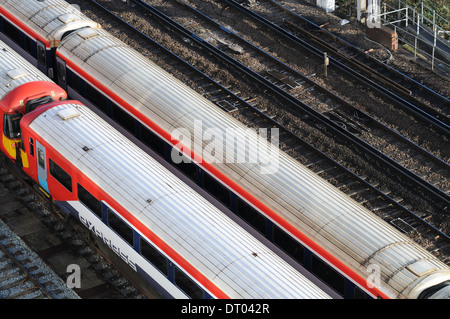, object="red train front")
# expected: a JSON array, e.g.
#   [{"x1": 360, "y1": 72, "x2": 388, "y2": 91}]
[{"x1": 0, "y1": 81, "x2": 67, "y2": 165}]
